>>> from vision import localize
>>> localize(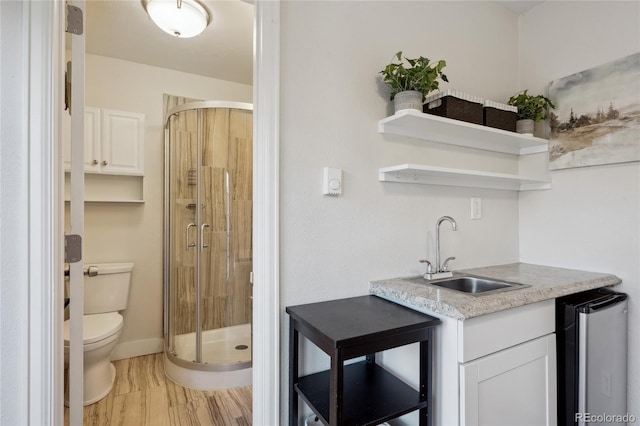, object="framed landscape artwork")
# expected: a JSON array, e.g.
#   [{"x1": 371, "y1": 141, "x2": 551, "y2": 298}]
[{"x1": 548, "y1": 52, "x2": 640, "y2": 170}]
